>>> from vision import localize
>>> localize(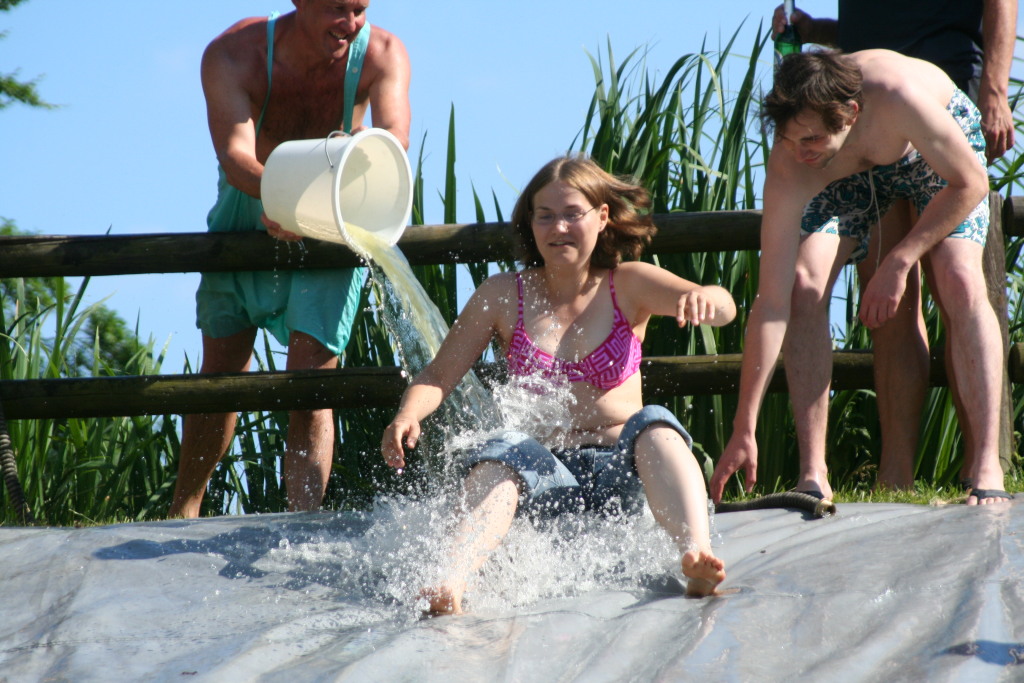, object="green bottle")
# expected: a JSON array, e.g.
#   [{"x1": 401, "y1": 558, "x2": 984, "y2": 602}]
[{"x1": 774, "y1": 0, "x2": 802, "y2": 65}]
